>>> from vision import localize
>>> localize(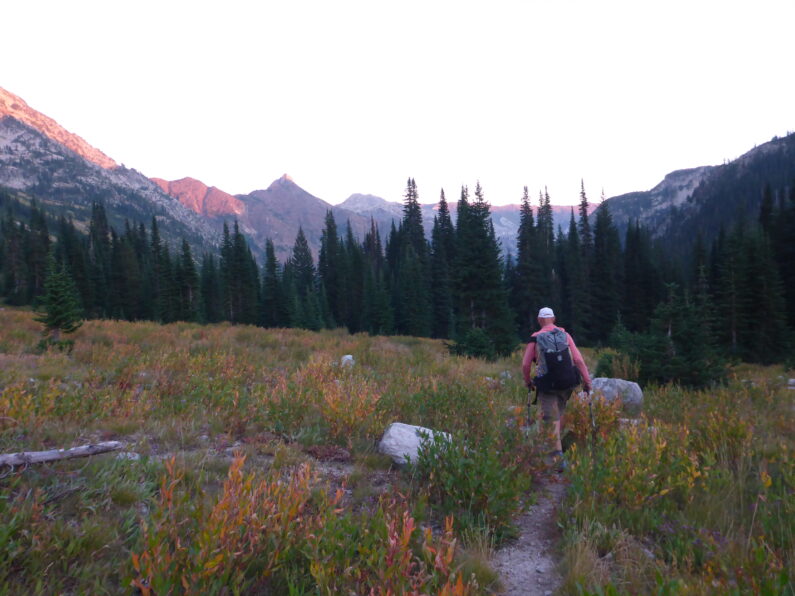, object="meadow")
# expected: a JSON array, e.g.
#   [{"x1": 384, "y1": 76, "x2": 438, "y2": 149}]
[{"x1": 0, "y1": 307, "x2": 792, "y2": 594}]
